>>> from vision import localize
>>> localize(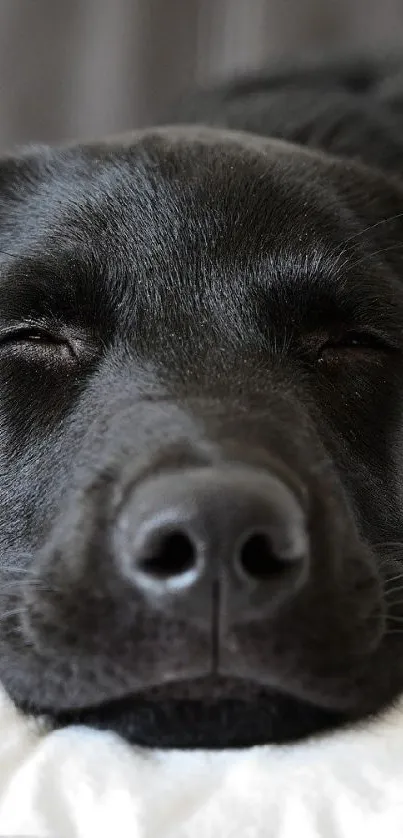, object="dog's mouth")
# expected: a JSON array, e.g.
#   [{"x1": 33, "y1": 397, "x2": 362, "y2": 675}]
[{"x1": 42, "y1": 676, "x2": 347, "y2": 749}]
